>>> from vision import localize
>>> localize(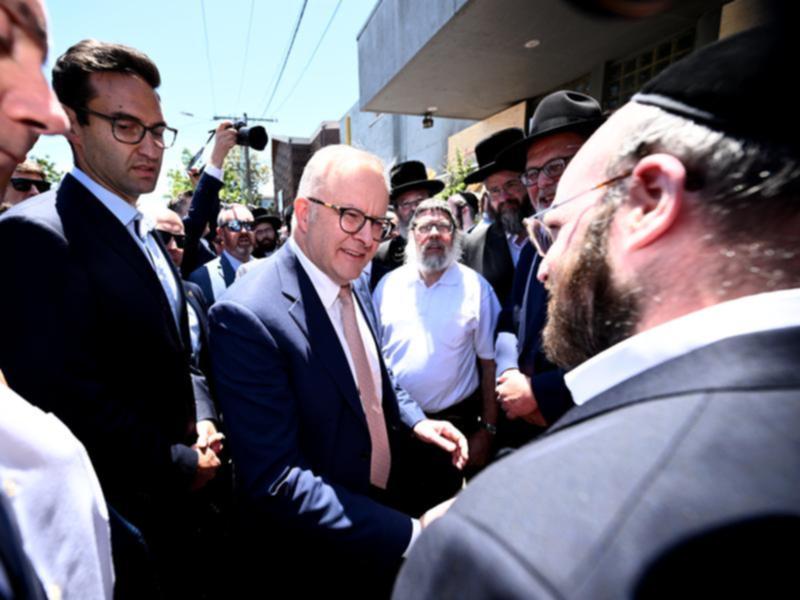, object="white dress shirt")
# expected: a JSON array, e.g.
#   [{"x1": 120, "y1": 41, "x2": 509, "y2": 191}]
[
  {"x1": 374, "y1": 262, "x2": 500, "y2": 413},
  {"x1": 288, "y1": 237, "x2": 422, "y2": 552},
  {"x1": 566, "y1": 288, "x2": 800, "y2": 406},
  {"x1": 0, "y1": 384, "x2": 114, "y2": 599},
  {"x1": 69, "y1": 167, "x2": 182, "y2": 330},
  {"x1": 288, "y1": 238, "x2": 383, "y2": 408}
]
